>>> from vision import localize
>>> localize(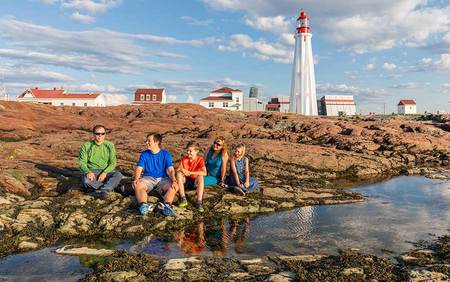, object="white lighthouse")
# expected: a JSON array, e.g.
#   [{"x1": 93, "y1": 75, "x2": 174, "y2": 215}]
[{"x1": 289, "y1": 10, "x2": 317, "y2": 116}]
